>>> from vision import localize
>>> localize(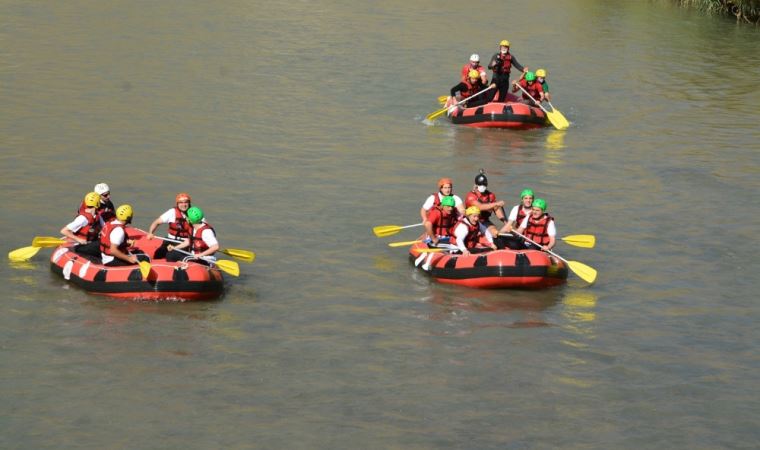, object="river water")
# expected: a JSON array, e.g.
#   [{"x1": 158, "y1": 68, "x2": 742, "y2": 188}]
[{"x1": 1, "y1": 1, "x2": 759, "y2": 448}]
